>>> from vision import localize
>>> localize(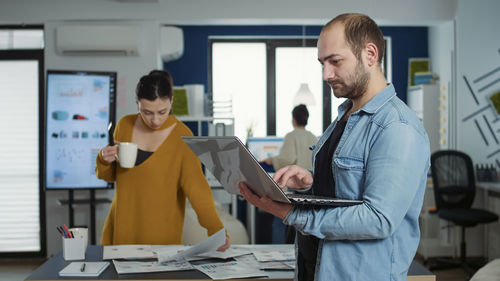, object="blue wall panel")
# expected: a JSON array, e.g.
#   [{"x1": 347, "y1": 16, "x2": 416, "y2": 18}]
[{"x1": 164, "y1": 25, "x2": 427, "y2": 104}]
